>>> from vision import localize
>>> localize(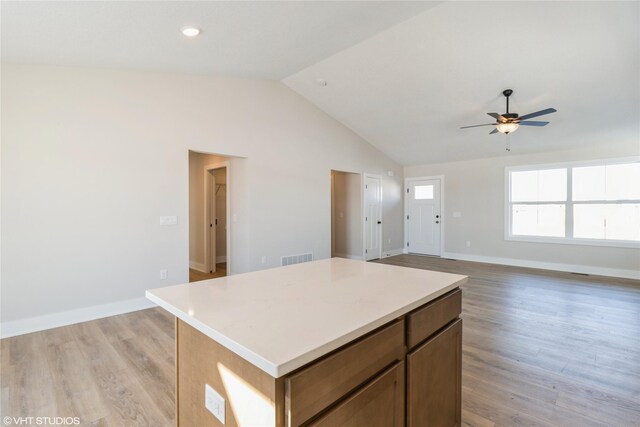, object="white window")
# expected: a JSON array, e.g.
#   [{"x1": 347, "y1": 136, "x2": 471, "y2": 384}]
[
  {"x1": 506, "y1": 158, "x2": 640, "y2": 247},
  {"x1": 414, "y1": 185, "x2": 434, "y2": 200}
]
